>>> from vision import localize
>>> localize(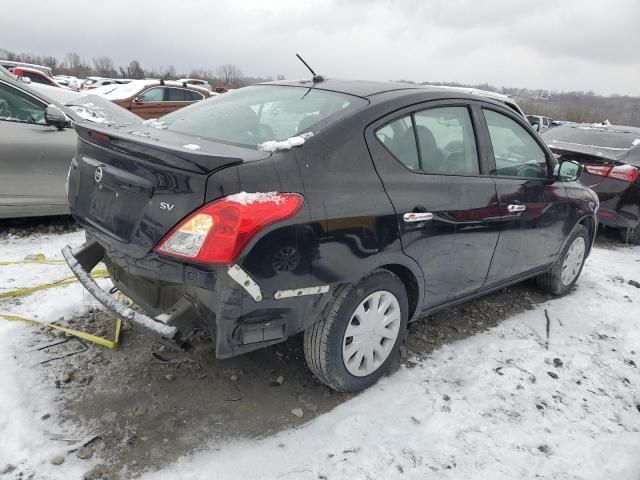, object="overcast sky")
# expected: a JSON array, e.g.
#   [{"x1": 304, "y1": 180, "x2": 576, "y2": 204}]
[{"x1": 2, "y1": 0, "x2": 639, "y2": 95}]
